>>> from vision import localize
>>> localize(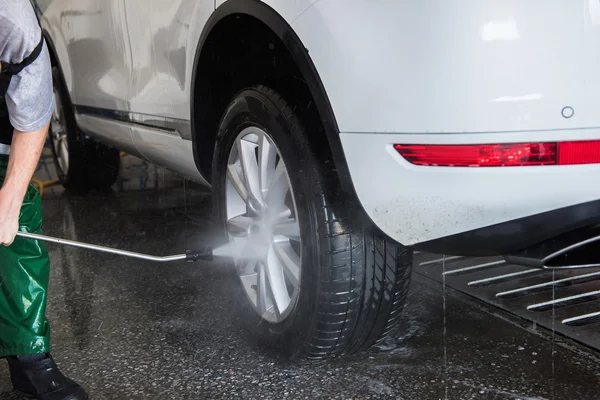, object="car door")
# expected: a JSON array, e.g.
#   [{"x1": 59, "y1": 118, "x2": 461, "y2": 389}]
[
  {"x1": 47, "y1": 0, "x2": 136, "y2": 152},
  {"x1": 63, "y1": 0, "x2": 131, "y2": 110},
  {"x1": 123, "y1": 0, "x2": 213, "y2": 183}
]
